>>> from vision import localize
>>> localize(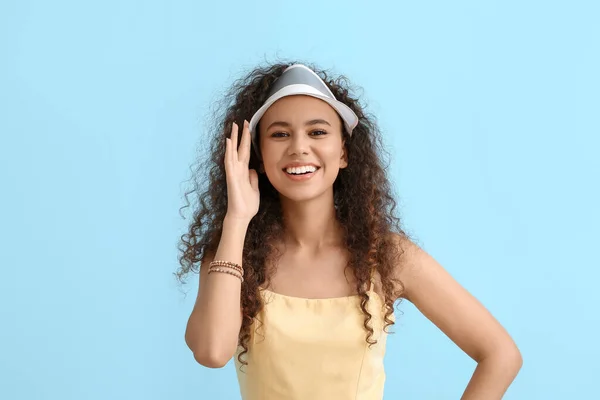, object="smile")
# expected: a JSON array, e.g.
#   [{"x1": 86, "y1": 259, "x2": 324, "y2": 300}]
[{"x1": 282, "y1": 167, "x2": 320, "y2": 181}]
